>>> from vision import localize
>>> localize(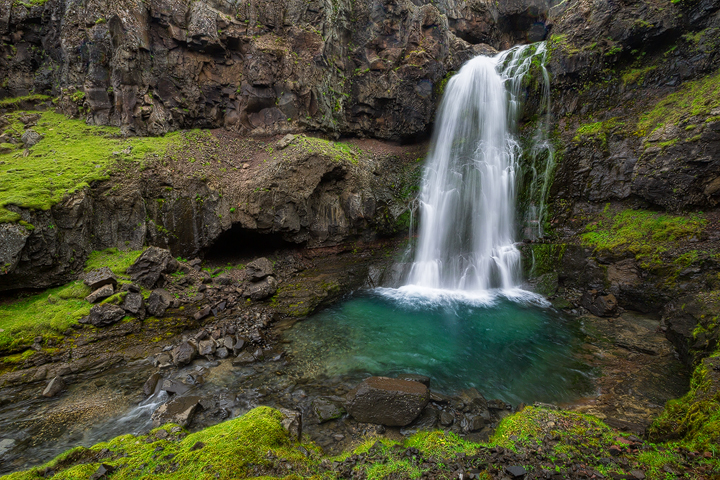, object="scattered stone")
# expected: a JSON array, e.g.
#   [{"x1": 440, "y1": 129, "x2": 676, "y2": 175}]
[
  {"x1": 279, "y1": 408, "x2": 302, "y2": 441},
  {"x1": 153, "y1": 352, "x2": 173, "y2": 368},
  {"x1": 151, "y1": 396, "x2": 202, "y2": 427},
  {"x1": 221, "y1": 335, "x2": 235, "y2": 350},
  {"x1": 440, "y1": 410, "x2": 455, "y2": 426},
  {"x1": 126, "y1": 247, "x2": 179, "y2": 288},
  {"x1": 42, "y1": 376, "x2": 66, "y2": 397},
  {"x1": 233, "y1": 337, "x2": 247, "y2": 355},
  {"x1": 346, "y1": 376, "x2": 429, "y2": 426},
  {"x1": 190, "y1": 441, "x2": 205, "y2": 451},
  {"x1": 21, "y1": 129, "x2": 43, "y2": 148},
  {"x1": 198, "y1": 339, "x2": 216, "y2": 356},
  {"x1": 194, "y1": 305, "x2": 212, "y2": 321},
  {"x1": 232, "y1": 351, "x2": 256, "y2": 365},
  {"x1": 147, "y1": 289, "x2": 174, "y2": 317},
  {"x1": 277, "y1": 133, "x2": 296, "y2": 149},
  {"x1": 85, "y1": 284, "x2": 114, "y2": 303},
  {"x1": 630, "y1": 470, "x2": 646, "y2": 480},
  {"x1": 89, "y1": 464, "x2": 115, "y2": 480},
  {"x1": 214, "y1": 274, "x2": 233, "y2": 285},
  {"x1": 0, "y1": 438, "x2": 16, "y2": 457},
  {"x1": 122, "y1": 292, "x2": 145, "y2": 318},
  {"x1": 459, "y1": 388, "x2": 488, "y2": 410},
  {"x1": 460, "y1": 413, "x2": 486, "y2": 432},
  {"x1": 84, "y1": 267, "x2": 118, "y2": 290},
  {"x1": 582, "y1": 291, "x2": 618, "y2": 317},
  {"x1": 172, "y1": 341, "x2": 197, "y2": 366},
  {"x1": 312, "y1": 398, "x2": 346, "y2": 423},
  {"x1": 143, "y1": 373, "x2": 162, "y2": 396},
  {"x1": 216, "y1": 347, "x2": 229, "y2": 359},
  {"x1": 155, "y1": 429, "x2": 169, "y2": 439},
  {"x1": 82, "y1": 304, "x2": 126, "y2": 327},
  {"x1": 245, "y1": 275, "x2": 278, "y2": 301},
  {"x1": 505, "y1": 465, "x2": 527, "y2": 478},
  {"x1": 246, "y1": 257, "x2": 274, "y2": 280}
]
